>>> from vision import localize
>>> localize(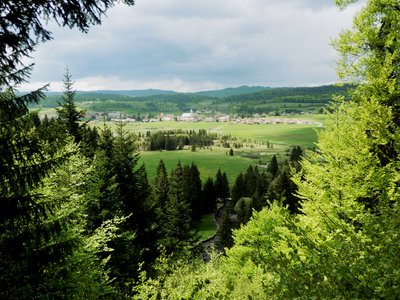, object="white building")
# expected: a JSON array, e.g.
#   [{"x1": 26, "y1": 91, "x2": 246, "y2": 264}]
[{"x1": 179, "y1": 109, "x2": 199, "y2": 121}]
